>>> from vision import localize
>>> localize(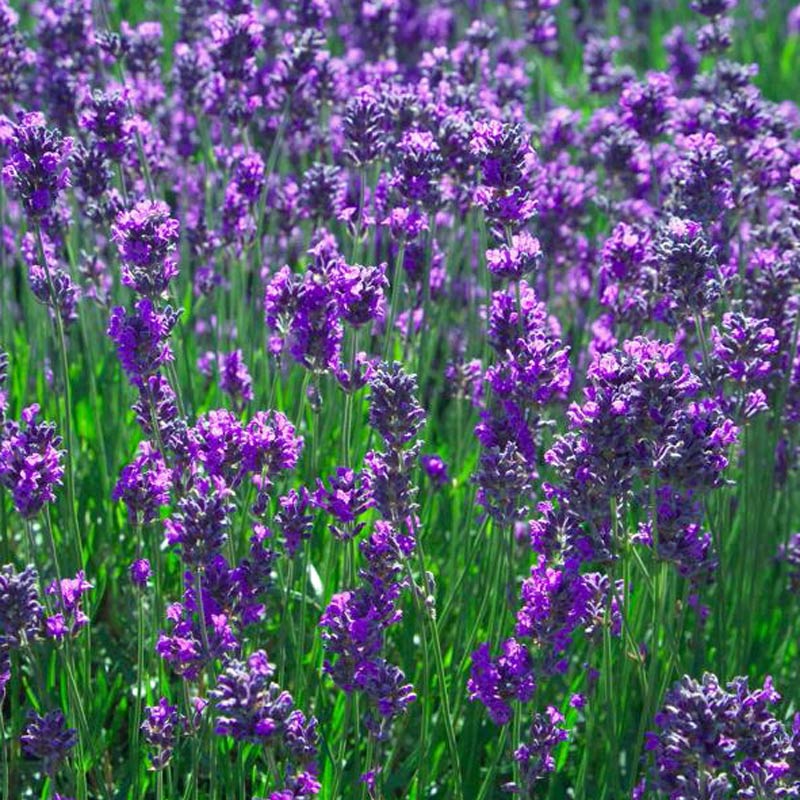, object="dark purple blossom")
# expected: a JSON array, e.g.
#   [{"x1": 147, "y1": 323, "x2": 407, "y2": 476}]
[
  {"x1": 653, "y1": 217, "x2": 720, "y2": 315},
  {"x1": 468, "y1": 638, "x2": 536, "y2": 725},
  {"x1": 420, "y1": 454, "x2": 449, "y2": 487},
  {"x1": 20, "y1": 709, "x2": 77, "y2": 776},
  {"x1": 211, "y1": 650, "x2": 320, "y2": 768},
  {"x1": 368, "y1": 362, "x2": 426, "y2": 449},
  {"x1": 113, "y1": 441, "x2": 171, "y2": 524},
  {"x1": 392, "y1": 129, "x2": 443, "y2": 209},
  {"x1": 78, "y1": 88, "x2": 131, "y2": 160},
  {"x1": 2, "y1": 112, "x2": 73, "y2": 219},
  {"x1": 130, "y1": 558, "x2": 151, "y2": 587},
  {"x1": 506, "y1": 706, "x2": 568, "y2": 793},
  {"x1": 141, "y1": 697, "x2": 185, "y2": 770},
  {"x1": 107, "y1": 300, "x2": 180, "y2": 385},
  {"x1": 274, "y1": 488, "x2": 314, "y2": 557},
  {"x1": 0, "y1": 563, "x2": 43, "y2": 649},
  {"x1": 0, "y1": 404, "x2": 64, "y2": 518},
  {"x1": 343, "y1": 90, "x2": 385, "y2": 166},
  {"x1": 300, "y1": 163, "x2": 345, "y2": 223},
  {"x1": 333, "y1": 261, "x2": 388, "y2": 328},
  {"x1": 164, "y1": 476, "x2": 235, "y2": 567},
  {"x1": 112, "y1": 200, "x2": 180, "y2": 297},
  {"x1": 313, "y1": 468, "x2": 371, "y2": 539},
  {"x1": 619, "y1": 72, "x2": 676, "y2": 140},
  {"x1": 643, "y1": 673, "x2": 798, "y2": 798},
  {"x1": 670, "y1": 133, "x2": 734, "y2": 222},
  {"x1": 218, "y1": 350, "x2": 254, "y2": 410}
]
